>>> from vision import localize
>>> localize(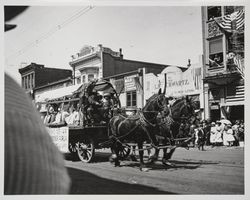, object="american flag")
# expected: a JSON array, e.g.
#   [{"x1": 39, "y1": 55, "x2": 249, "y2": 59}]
[
  {"x1": 214, "y1": 9, "x2": 244, "y2": 33},
  {"x1": 233, "y1": 54, "x2": 244, "y2": 79}
]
